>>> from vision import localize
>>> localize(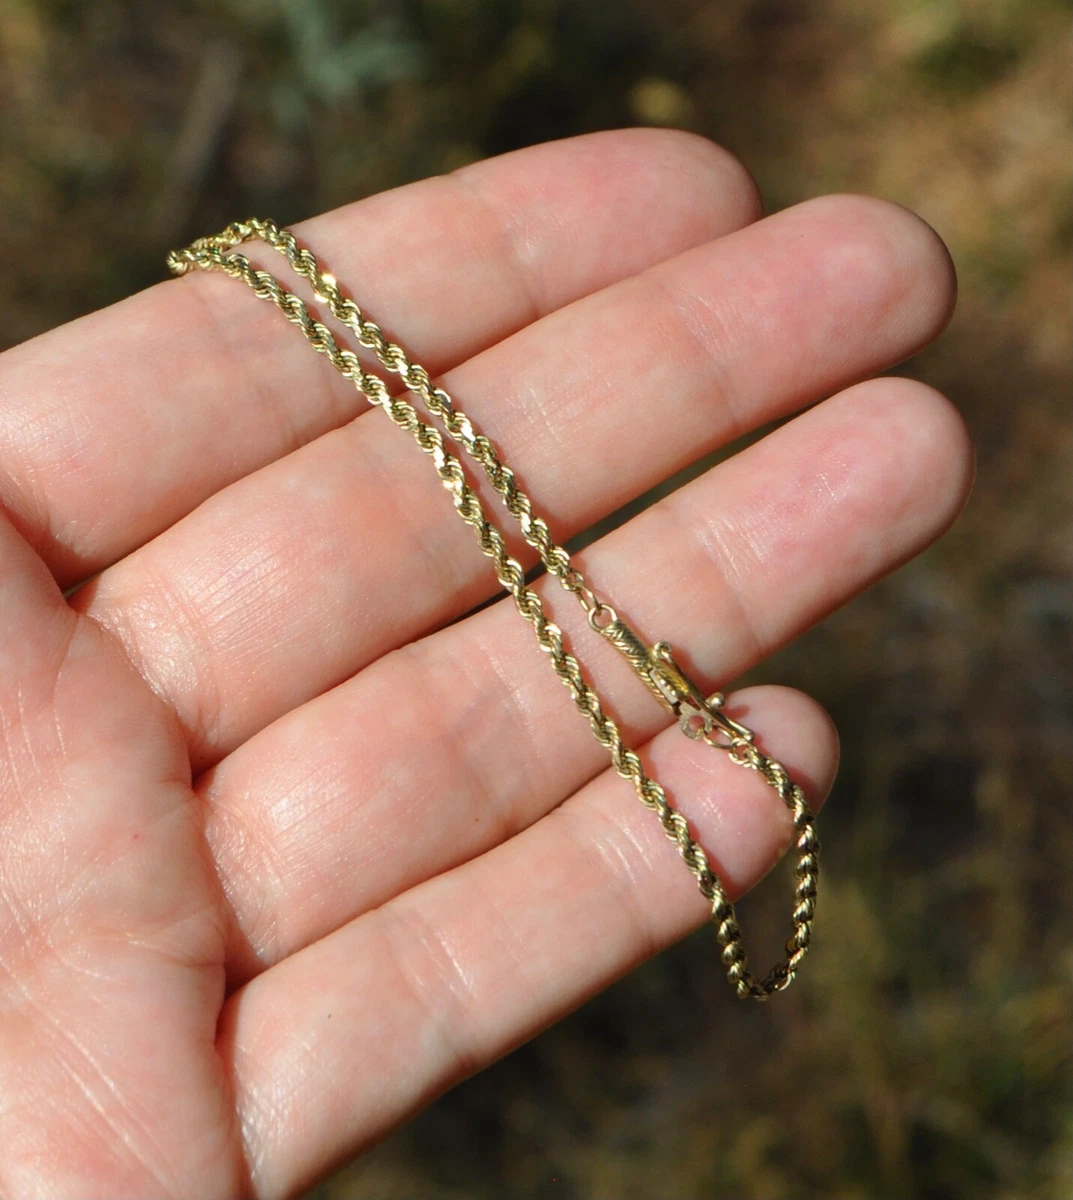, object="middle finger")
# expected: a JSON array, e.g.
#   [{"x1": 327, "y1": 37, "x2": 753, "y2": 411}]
[{"x1": 75, "y1": 194, "x2": 955, "y2": 769}]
